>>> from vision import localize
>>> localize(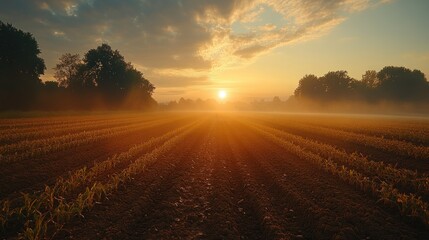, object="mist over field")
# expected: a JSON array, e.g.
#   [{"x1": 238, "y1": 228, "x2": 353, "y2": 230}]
[{"x1": 2, "y1": 1, "x2": 429, "y2": 239}]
